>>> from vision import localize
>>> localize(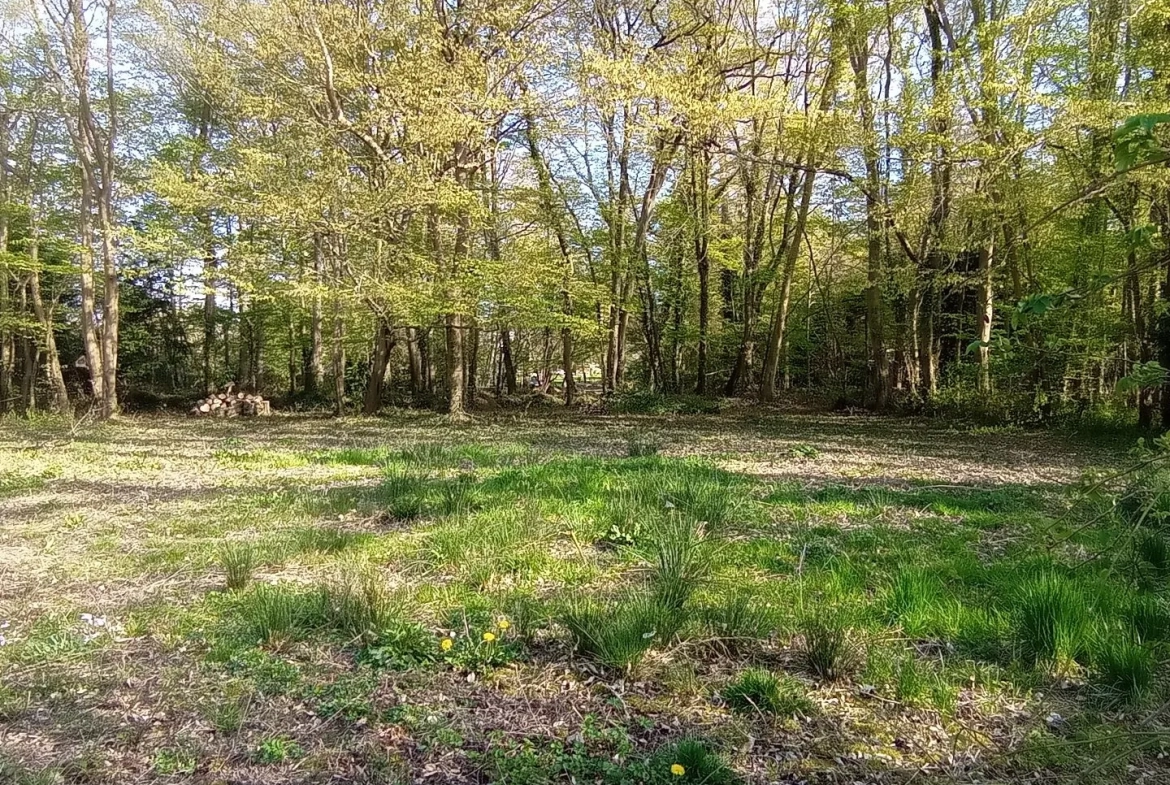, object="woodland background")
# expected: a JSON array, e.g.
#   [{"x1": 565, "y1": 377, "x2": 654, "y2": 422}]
[{"x1": 3, "y1": 0, "x2": 1170, "y2": 423}]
